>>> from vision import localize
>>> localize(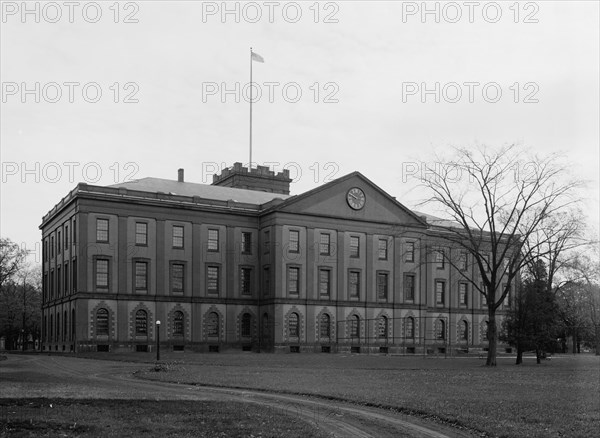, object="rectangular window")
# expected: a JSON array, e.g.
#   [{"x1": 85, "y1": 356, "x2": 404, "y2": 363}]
[
  {"x1": 241, "y1": 232, "x2": 252, "y2": 254},
  {"x1": 72, "y1": 259, "x2": 77, "y2": 292},
  {"x1": 240, "y1": 267, "x2": 252, "y2": 295},
  {"x1": 320, "y1": 233, "x2": 331, "y2": 255},
  {"x1": 377, "y1": 272, "x2": 389, "y2": 300},
  {"x1": 350, "y1": 236, "x2": 360, "y2": 258},
  {"x1": 404, "y1": 274, "x2": 415, "y2": 301},
  {"x1": 57, "y1": 266, "x2": 61, "y2": 295},
  {"x1": 171, "y1": 263, "x2": 184, "y2": 294},
  {"x1": 349, "y1": 270, "x2": 360, "y2": 298},
  {"x1": 64, "y1": 263, "x2": 69, "y2": 294},
  {"x1": 319, "y1": 269, "x2": 330, "y2": 296},
  {"x1": 135, "y1": 261, "x2": 148, "y2": 292},
  {"x1": 44, "y1": 240, "x2": 48, "y2": 261},
  {"x1": 57, "y1": 231, "x2": 61, "y2": 253},
  {"x1": 72, "y1": 219, "x2": 76, "y2": 247},
  {"x1": 289, "y1": 230, "x2": 299, "y2": 253},
  {"x1": 263, "y1": 267, "x2": 270, "y2": 297},
  {"x1": 264, "y1": 230, "x2": 270, "y2": 254},
  {"x1": 435, "y1": 249, "x2": 445, "y2": 269},
  {"x1": 51, "y1": 236, "x2": 54, "y2": 258},
  {"x1": 378, "y1": 239, "x2": 388, "y2": 260},
  {"x1": 64, "y1": 225, "x2": 69, "y2": 249},
  {"x1": 503, "y1": 283, "x2": 511, "y2": 307},
  {"x1": 96, "y1": 259, "x2": 109, "y2": 288},
  {"x1": 50, "y1": 271, "x2": 54, "y2": 298},
  {"x1": 459, "y1": 282, "x2": 468, "y2": 305},
  {"x1": 96, "y1": 219, "x2": 109, "y2": 242},
  {"x1": 207, "y1": 266, "x2": 219, "y2": 294},
  {"x1": 172, "y1": 225, "x2": 184, "y2": 248},
  {"x1": 288, "y1": 266, "x2": 300, "y2": 295},
  {"x1": 459, "y1": 251, "x2": 468, "y2": 271},
  {"x1": 135, "y1": 222, "x2": 148, "y2": 246},
  {"x1": 481, "y1": 282, "x2": 488, "y2": 306},
  {"x1": 405, "y1": 242, "x2": 415, "y2": 262},
  {"x1": 435, "y1": 280, "x2": 445, "y2": 304},
  {"x1": 208, "y1": 228, "x2": 219, "y2": 251}
]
